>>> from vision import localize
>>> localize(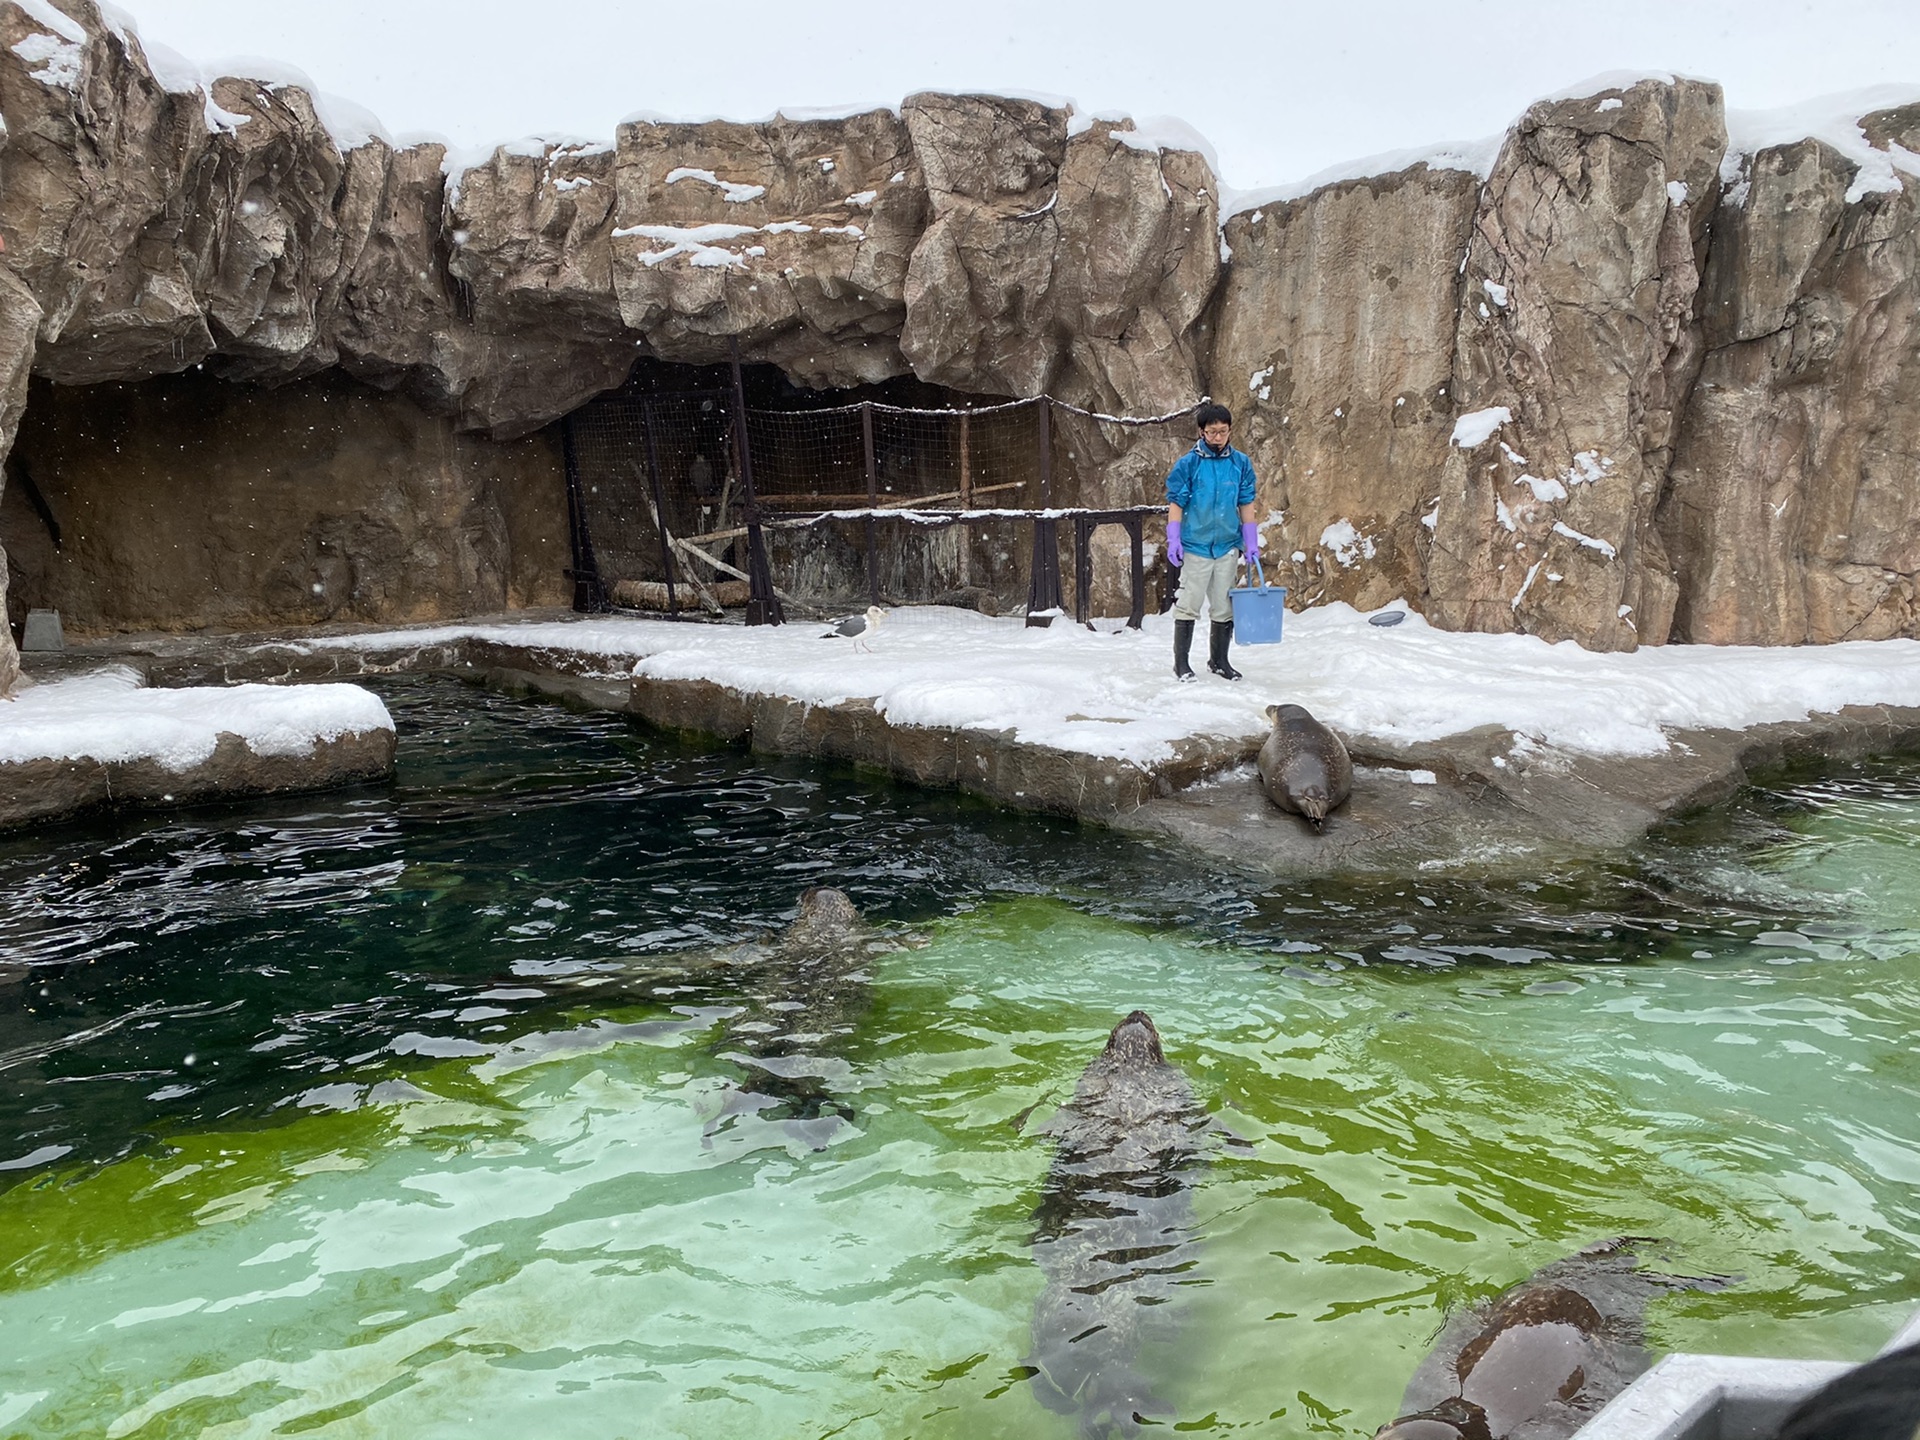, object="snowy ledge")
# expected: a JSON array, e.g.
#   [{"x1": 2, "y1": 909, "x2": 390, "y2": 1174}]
[
  {"x1": 37, "y1": 606, "x2": 1920, "y2": 872},
  {"x1": 273, "y1": 605, "x2": 1920, "y2": 766},
  {"x1": 0, "y1": 668, "x2": 396, "y2": 830}
]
